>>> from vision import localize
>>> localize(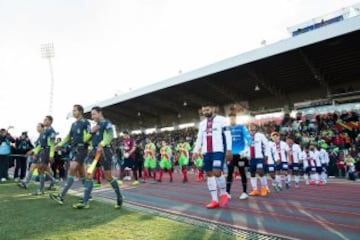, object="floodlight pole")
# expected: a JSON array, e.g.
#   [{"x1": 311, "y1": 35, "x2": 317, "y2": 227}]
[{"x1": 41, "y1": 43, "x2": 55, "y2": 115}]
